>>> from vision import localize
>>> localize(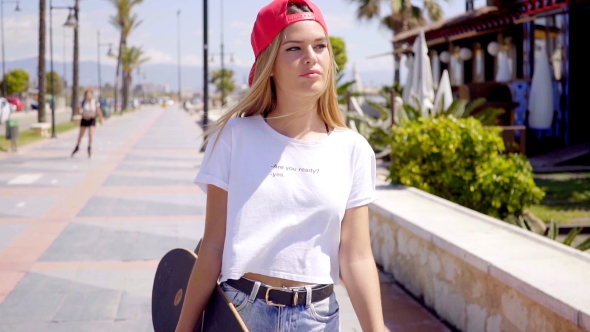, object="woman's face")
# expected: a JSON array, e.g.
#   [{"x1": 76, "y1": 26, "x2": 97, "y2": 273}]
[
  {"x1": 272, "y1": 20, "x2": 330, "y2": 98},
  {"x1": 85, "y1": 91, "x2": 92, "y2": 100}
]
